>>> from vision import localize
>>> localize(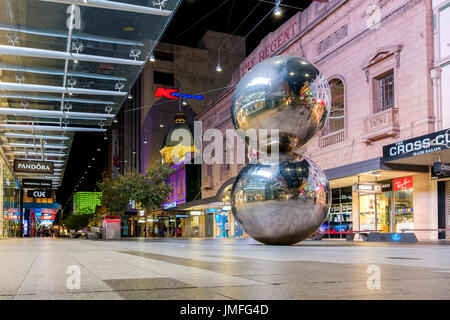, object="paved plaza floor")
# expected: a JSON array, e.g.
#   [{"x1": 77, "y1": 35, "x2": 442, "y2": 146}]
[{"x1": 0, "y1": 238, "x2": 449, "y2": 300}]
